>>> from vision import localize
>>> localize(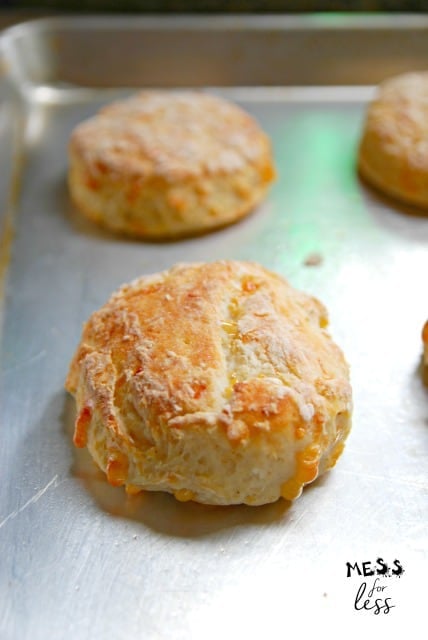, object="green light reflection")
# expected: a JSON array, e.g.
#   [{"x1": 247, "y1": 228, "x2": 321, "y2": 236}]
[{"x1": 266, "y1": 105, "x2": 375, "y2": 273}]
